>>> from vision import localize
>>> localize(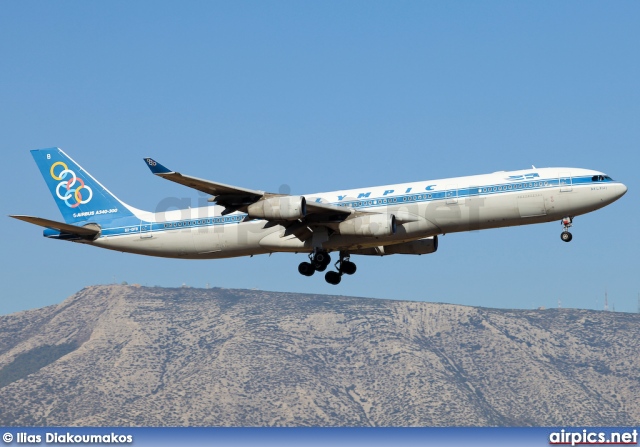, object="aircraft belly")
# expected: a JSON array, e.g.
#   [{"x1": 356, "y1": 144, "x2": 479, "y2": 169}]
[
  {"x1": 93, "y1": 227, "x2": 193, "y2": 257},
  {"x1": 192, "y1": 226, "x2": 223, "y2": 253},
  {"x1": 189, "y1": 222, "x2": 273, "y2": 257},
  {"x1": 144, "y1": 230, "x2": 194, "y2": 256},
  {"x1": 94, "y1": 226, "x2": 268, "y2": 259}
]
